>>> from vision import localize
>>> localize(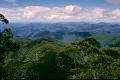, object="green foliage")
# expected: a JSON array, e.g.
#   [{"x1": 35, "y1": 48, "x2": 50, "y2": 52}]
[
  {"x1": 0, "y1": 28, "x2": 20, "y2": 52},
  {"x1": 0, "y1": 14, "x2": 20, "y2": 63},
  {"x1": 72, "y1": 37, "x2": 101, "y2": 48},
  {"x1": 4, "y1": 60, "x2": 26, "y2": 80},
  {"x1": 0, "y1": 28, "x2": 119, "y2": 79},
  {"x1": 63, "y1": 37, "x2": 120, "y2": 79},
  {"x1": 0, "y1": 28, "x2": 13, "y2": 52},
  {"x1": 25, "y1": 49, "x2": 68, "y2": 80},
  {"x1": 102, "y1": 48, "x2": 120, "y2": 59},
  {"x1": 109, "y1": 41, "x2": 120, "y2": 47},
  {"x1": 0, "y1": 13, "x2": 9, "y2": 24},
  {"x1": 0, "y1": 63, "x2": 5, "y2": 80}
]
